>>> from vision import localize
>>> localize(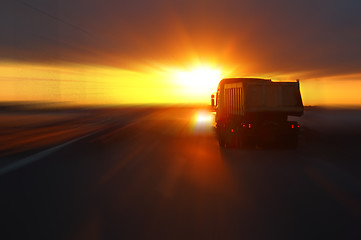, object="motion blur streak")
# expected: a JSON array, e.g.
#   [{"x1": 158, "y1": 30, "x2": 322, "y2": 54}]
[
  {"x1": 0, "y1": 62, "x2": 185, "y2": 104},
  {"x1": 0, "y1": 61, "x2": 225, "y2": 104},
  {"x1": 1, "y1": 105, "x2": 361, "y2": 239},
  {"x1": 0, "y1": 104, "x2": 152, "y2": 157},
  {"x1": 2, "y1": 61, "x2": 361, "y2": 105}
]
